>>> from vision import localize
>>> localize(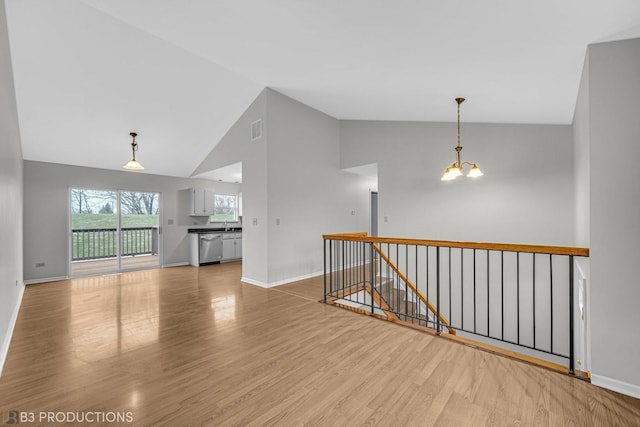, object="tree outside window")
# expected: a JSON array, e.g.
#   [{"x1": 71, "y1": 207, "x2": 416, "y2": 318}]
[{"x1": 210, "y1": 194, "x2": 237, "y2": 222}]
